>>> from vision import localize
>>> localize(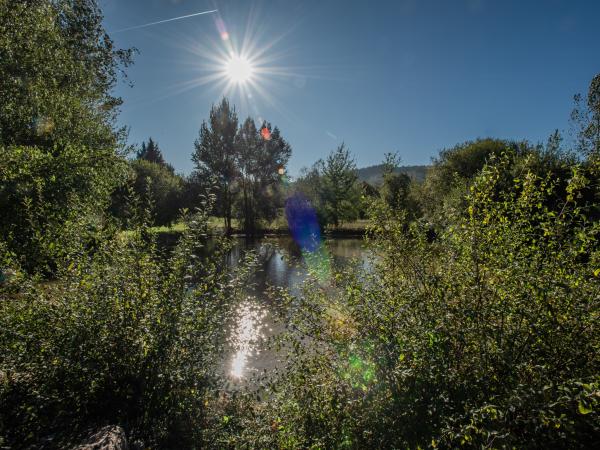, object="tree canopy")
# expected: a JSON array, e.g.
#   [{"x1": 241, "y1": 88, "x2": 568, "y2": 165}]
[
  {"x1": 294, "y1": 143, "x2": 362, "y2": 228},
  {"x1": 137, "y1": 138, "x2": 168, "y2": 167},
  {"x1": 0, "y1": 0, "x2": 133, "y2": 273},
  {"x1": 0, "y1": 0, "x2": 134, "y2": 149},
  {"x1": 192, "y1": 98, "x2": 239, "y2": 233},
  {"x1": 191, "y1": 99, "x2": 291, "y2": 234}
]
